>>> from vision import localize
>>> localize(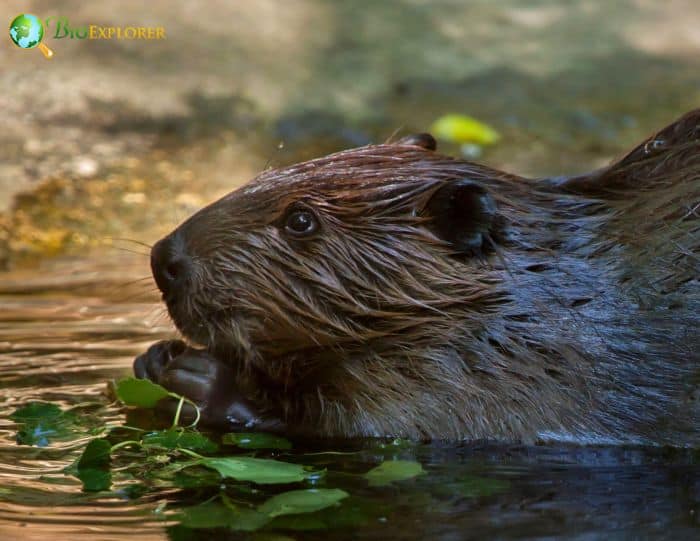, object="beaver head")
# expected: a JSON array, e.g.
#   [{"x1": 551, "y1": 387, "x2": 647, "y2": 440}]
[{"x1": 151, "y1": 134, "x2": 515, "y2": 370}]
